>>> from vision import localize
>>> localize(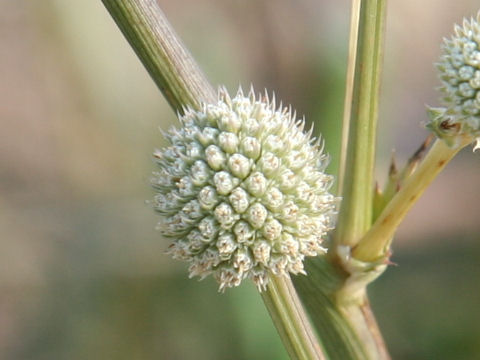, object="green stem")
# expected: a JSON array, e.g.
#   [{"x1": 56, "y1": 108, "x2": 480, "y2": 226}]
[
  {"x1": 101, "y1": 1, "x2": 325, "y2": 358},
  {"x1": 101, "y1": 0, "x2": 216, "y2": 111},
  {"x1": 262, "y1": 276, "x2": 326, "y2": 360},
  {"x1": 295, "y1": 254, "x2": 390, "y2": 360},
  {"x1": 353, "y1": 139, "x2": 468, "y2": 261},
  {"x1": 293, "y1": 1, "x2": 390, "y2": 359},
  {"x1": 294, "y1": 258, "x2": 368, "y2": 360},
  {"x1": 336, "y1": 0, "x2": 387, "y2": 247}
]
